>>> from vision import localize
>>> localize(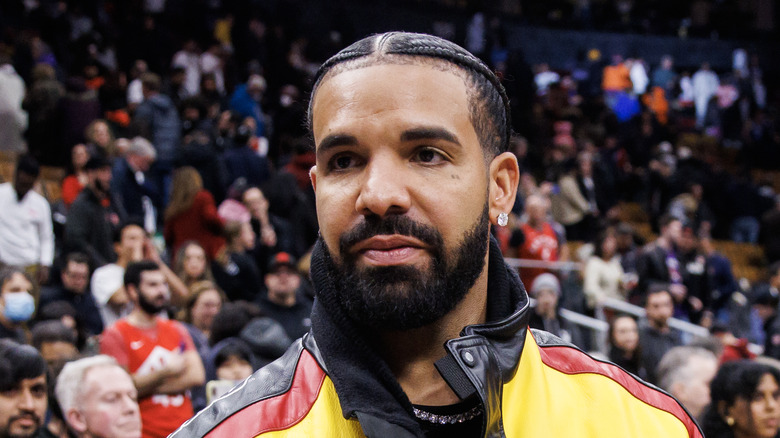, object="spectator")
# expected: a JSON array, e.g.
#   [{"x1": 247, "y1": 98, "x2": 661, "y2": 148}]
[
  {"x1": 0, "y1": 154, "x2": 53, "y2": 287},
  {"x1": 0, "y1": 267, "x2": 35, "y2": 344},
  {"x1": 550, "y1": 158, "x2": 594, "y2": 241},
  {"x1": 60, "y1": 78, "x2": 102, "y2": 165},
  {"x1": 650, "y1": 55, "x2": 677, "y2": 97},
  {"x1": 656, "y1": 346, "x2": 718, "y2": 420},
  {"x1": 65, "y1": 155, "x2": 126, "y2": 268},
  {"x1": 213, "y1": 201, "x2": 262, "y2": 302},
  {"x1": 22, "y1": 63, "x2": 64, "y2": 166},
  {"x1": 692, "y1": 62, "x2": 720, "y2": 128},
  {"x1": 133, "y1": 72, "x2": 182, "y2": 202},
  {"x1": 752, "y1": 271, "x2": 780, "y2": 361},
  {"x1": 223, "y1": 120, "x2": 273, "y2": 188},
  {"x1": 257, "y1": 252, "x2": 313, "y2": 342},
  {"x1": 90, "y1": 222, "x2": 144, "y2": 328},
  {"x1": 700, "y1": 237, "x2": 740, "y2": 322},
  {"x1": 100, "y1": 260, "x2": 205, "y2": 438},
  {"x1": 0, "y1": 340, "x2": 48, "y2": 438},
  {"x1": 30, "y1": 320, "x2": 79, "y2": 376},
  {"x1": 701, "y1": 360, "x2": 780, "y2": 438},
  {"x1": 528, "y1": 273, "x2": 585, "y2": 348},
  {"x1": 56, "y1": 355, "x2": 141, "y2": 438},
  {"x1": 39, "y1": 252, "x2": 103, "y2": 336},
  {"x1": 171, "y1": 39, "x2": 201, "y2": 98},
  {"x1": 212, "y1": 339, "x2": 254, "y2": 382},
  {"x1": 163, "y1": 166, "x2": 226, "y2": 262},
  {"x1": 583, "y1": 229, "x2": 630, "y2": 309},
  {"x1": 229, "y1": 74, "x2": 267, "y2": 137},
  {"x1": 84, "y1": 119, "x2": 117, "y2": 160},
  {"x1": 635, "y1": 214, "x2": 686, "y2": 304},
  {"x1": 511, "y1": 193, "x2": 568, "y2": 287},
  {"x1": 0, "y1": 55, "x2": 28, "y2": 156},
  {"x1": 608, "y1": 314, "x2": 646, "y2": 379},
  {"x1": 242, "y1": 186, "x2": 302, "y2": 267},
  {"x1": 639, "y1": 284, "x2": 683, "y2": 384},
  {"x1": 173, "y1": 241, "x2": 215, "y2": 287},
  {"x1": 60, "y1": 143, "x2": 90, "y2": 209},
  {"x1": 111, "y1": 136, "x2": 160, "y2": 233}
]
